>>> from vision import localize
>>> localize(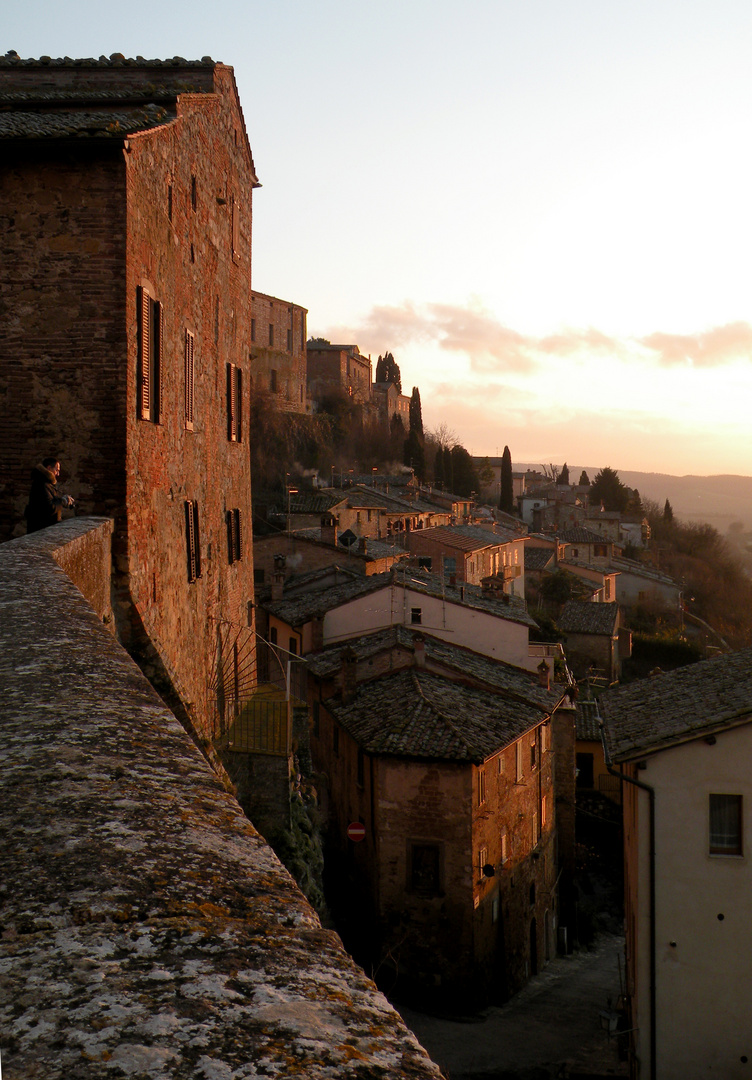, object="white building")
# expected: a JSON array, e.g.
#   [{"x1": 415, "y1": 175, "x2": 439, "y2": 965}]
[{"x1": 600, "y1": 648, "x2": 752, "y2": 1079}]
